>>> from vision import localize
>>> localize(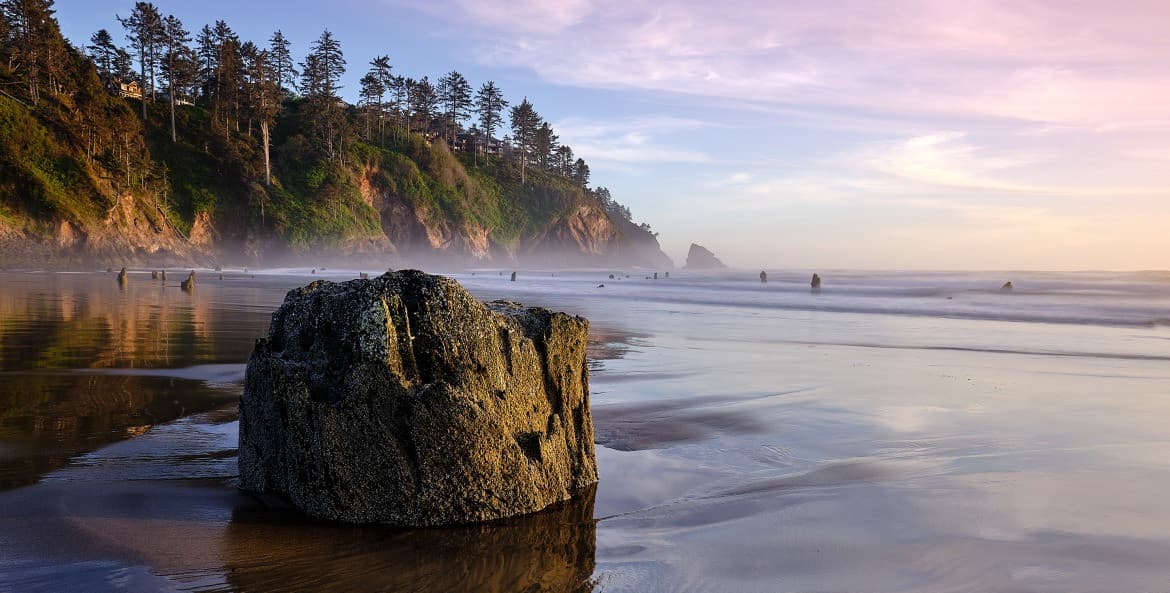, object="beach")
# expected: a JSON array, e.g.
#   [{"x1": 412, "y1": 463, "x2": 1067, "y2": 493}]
[{"x1": 2, "y1": 268, "x2": 1169, "y2": 592}]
